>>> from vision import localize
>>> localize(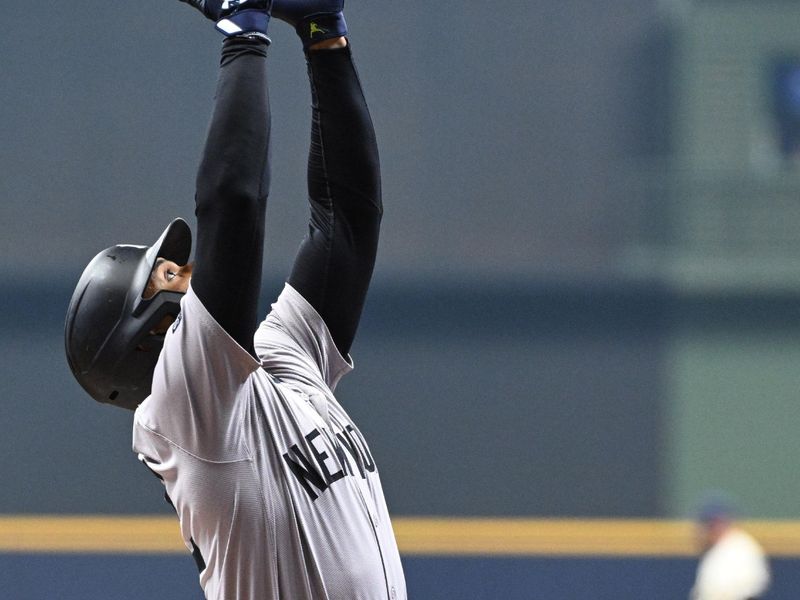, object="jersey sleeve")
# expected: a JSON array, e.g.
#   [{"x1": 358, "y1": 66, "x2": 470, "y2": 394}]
[
  {"x1": 134, "y1": 285, "x2": 260, "y2": 462},
  {"x1": 254, "y1": 283, "x2": 353, "y2": 391}
]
